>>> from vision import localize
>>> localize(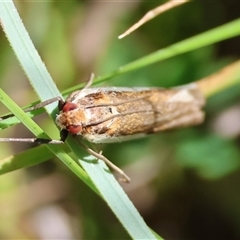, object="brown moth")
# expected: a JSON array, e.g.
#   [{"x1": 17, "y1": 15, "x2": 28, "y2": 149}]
[
  {"x1": 56, "y1": 83, "x2": 205, "y2": 143},
  {"x1": 1, "y1": 81, "x2": 205, "y2": 182}
]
